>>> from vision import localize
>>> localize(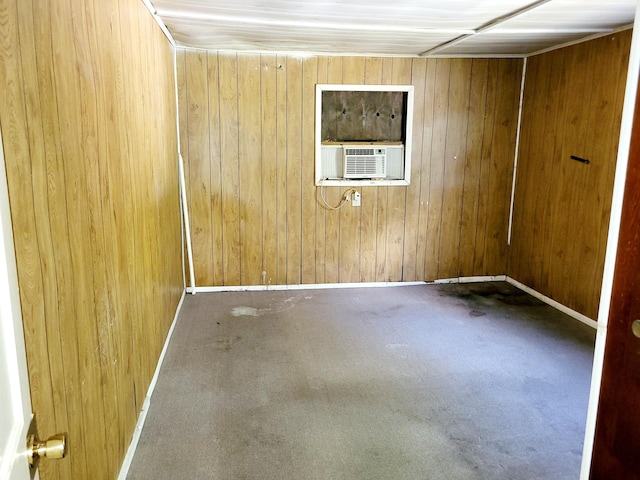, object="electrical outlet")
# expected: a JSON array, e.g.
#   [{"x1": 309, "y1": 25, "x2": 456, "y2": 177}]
[{"x1": 352, "y1": 191, "x2": 361, "y2": 207}]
